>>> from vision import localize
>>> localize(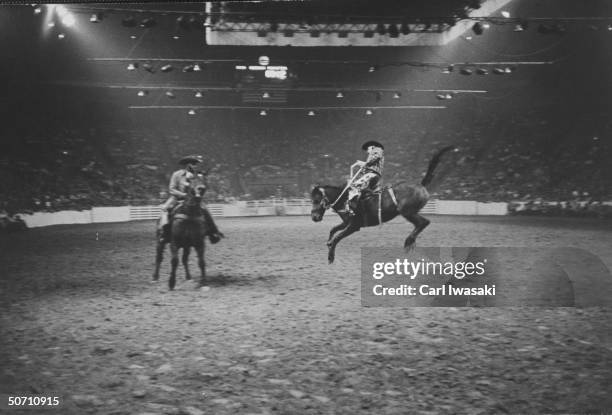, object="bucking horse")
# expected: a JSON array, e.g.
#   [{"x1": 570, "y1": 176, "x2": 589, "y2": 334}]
[
  {"x1": 311, "y1": 146, "x2": 455, "y2": 264},
  {"x1": 152, "y1": 171, "x2": 214, "y2": 290}
]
